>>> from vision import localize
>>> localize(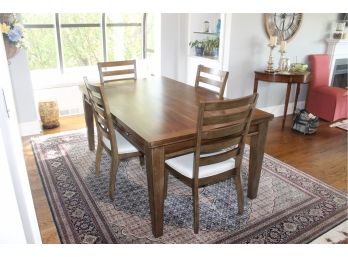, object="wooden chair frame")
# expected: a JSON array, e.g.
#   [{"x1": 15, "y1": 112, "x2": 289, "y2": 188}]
[
  {"x1": 83, "y1": 77, "x2": 141, "y2": 199},
  {"x1": 98, "y1": 60, "x2": 137, "y2": 84},
  {"x1": 165, "y1": 93, "x2": 258, "y2": 233},
  {"x1": 194, "y1": 64, "x2": 229, "y2": 99}
]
